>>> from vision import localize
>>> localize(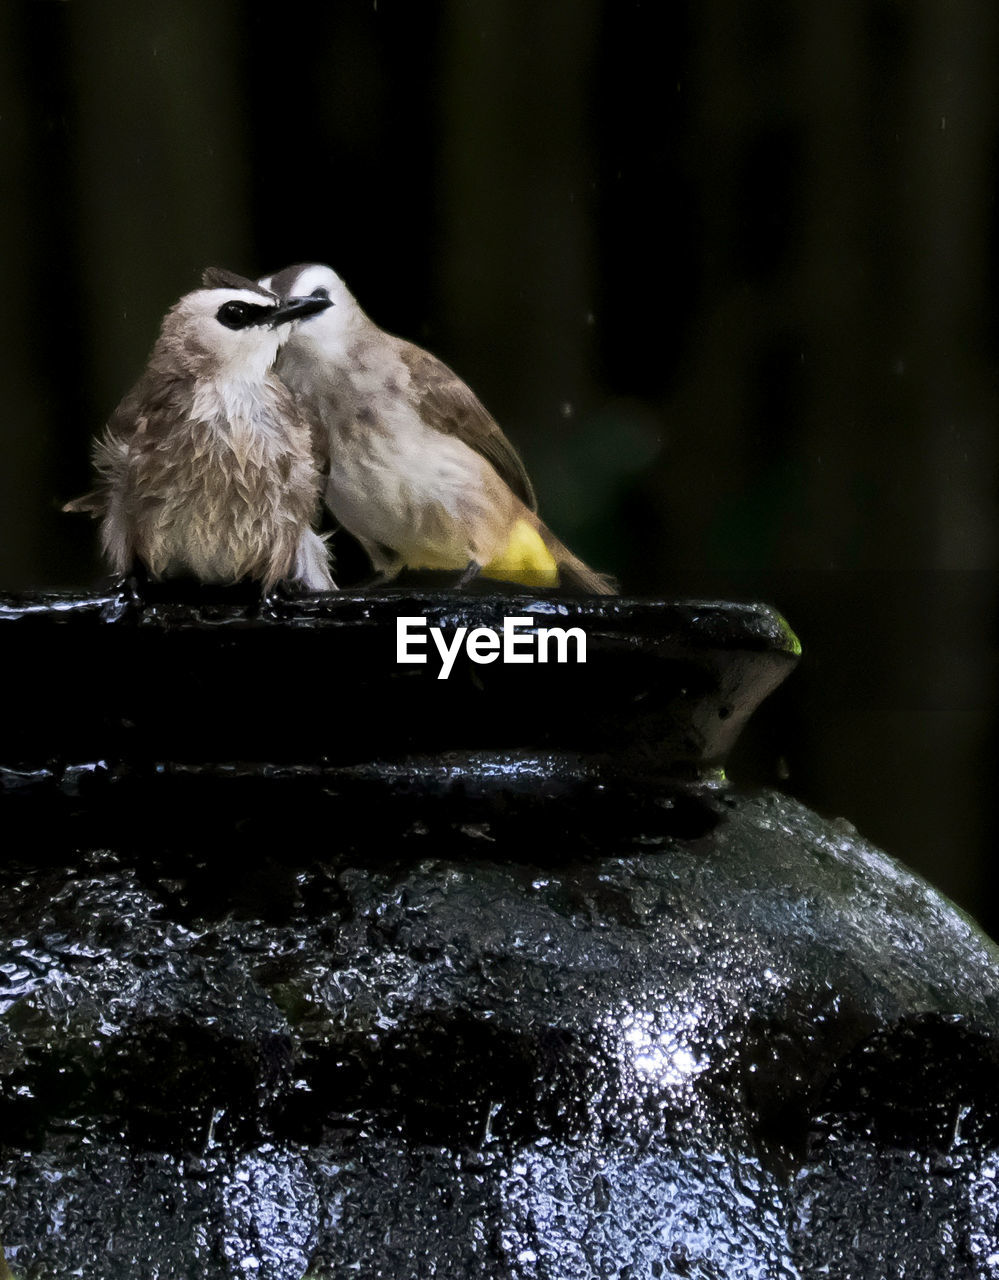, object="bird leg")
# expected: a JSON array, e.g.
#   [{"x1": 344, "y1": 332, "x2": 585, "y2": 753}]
[
  {"x1": 453, "y1": 559, "x2": 483, "y2": 589},
  {"x1": 120, "y1": 563, "x2": 150, "y2": 607},
  {"x1": 358, "y1": 568, "x2": 400, "y2": 589}
]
